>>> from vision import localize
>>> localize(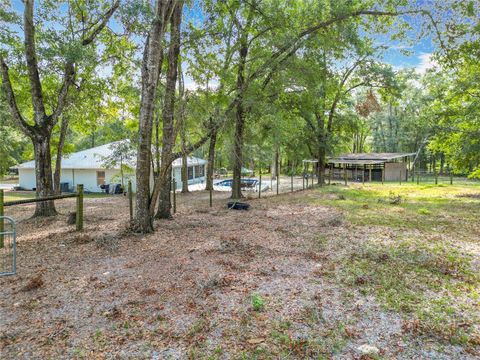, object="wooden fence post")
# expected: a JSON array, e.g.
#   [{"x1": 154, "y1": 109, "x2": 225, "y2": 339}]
[
  {"x1": 128, "y1": 180, "x2": 133, "y2": 222},
  {"x1": 76, "y1": 184, "x2": 84, "y2": 231},
  {"x1": 0, "y1": 189, "x2": 4, "y2": 248}
]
